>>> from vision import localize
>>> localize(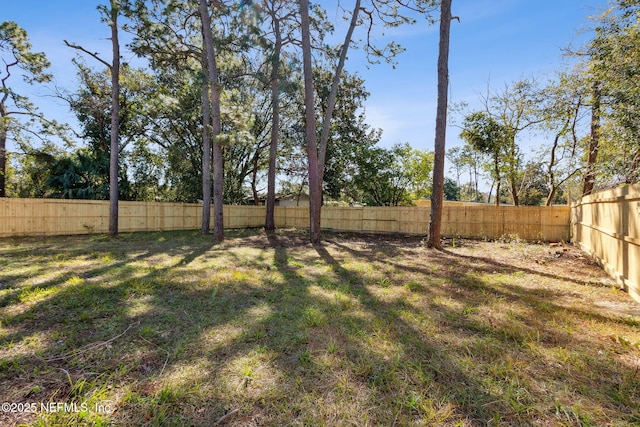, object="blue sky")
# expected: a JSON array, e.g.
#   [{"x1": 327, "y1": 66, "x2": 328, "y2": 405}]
[
  {"x1": 4, "y1": 0, "x2": 608, "y2": 160},
  {"x1": 350, "y1": 0, "x2": 607, "y2": 152}
]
